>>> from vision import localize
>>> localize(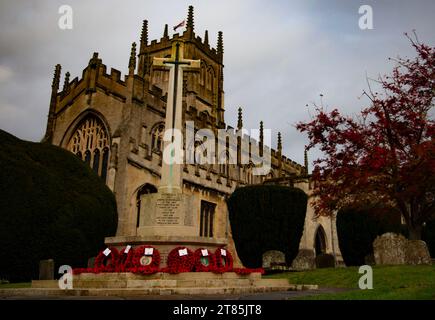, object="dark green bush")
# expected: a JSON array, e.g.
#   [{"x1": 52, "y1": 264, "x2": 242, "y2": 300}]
[
  {"x1": 337, "y1": 204, "x2": 402, "y2": 266},
  {"x1": 227, "y1": 185, "x2": 307, "y2": 268},
  {"x1": 0, "y1": 130, "x2": 118, "y2": 282}
]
